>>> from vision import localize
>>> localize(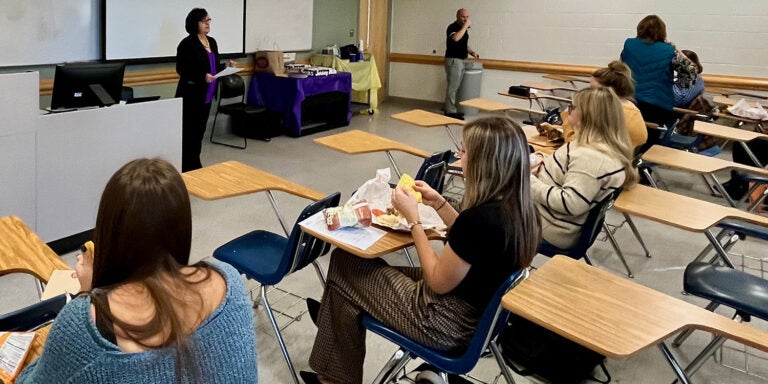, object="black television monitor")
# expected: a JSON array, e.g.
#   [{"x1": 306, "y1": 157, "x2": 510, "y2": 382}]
[{"x1": 50, "y1": 62, "x2": 126, "y2": 110}]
